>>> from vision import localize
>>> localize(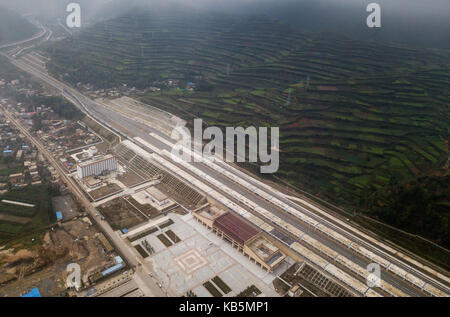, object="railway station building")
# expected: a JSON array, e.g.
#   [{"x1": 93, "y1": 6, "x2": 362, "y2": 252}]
[{"x1": 193, "y1": 207, "x2": 286, "y2": 272}]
